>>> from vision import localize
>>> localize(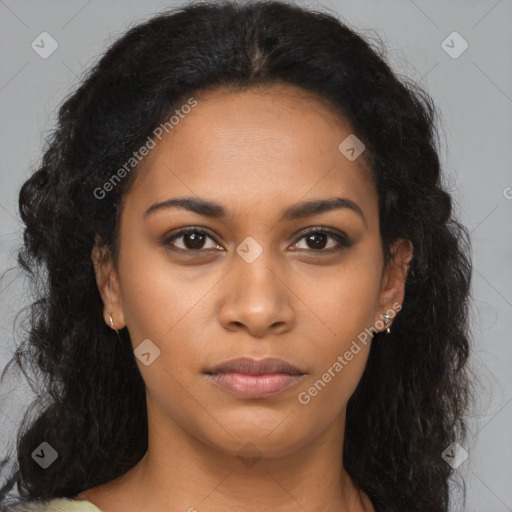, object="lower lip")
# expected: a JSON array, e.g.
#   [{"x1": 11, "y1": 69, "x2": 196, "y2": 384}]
[{"x1": 207, "y1": 372, "x2": 304, "y2": 398}]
